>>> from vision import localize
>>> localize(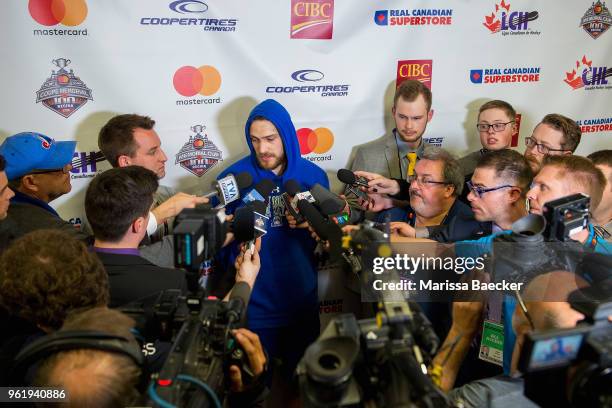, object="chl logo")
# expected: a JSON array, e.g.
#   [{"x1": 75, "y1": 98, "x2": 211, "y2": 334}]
[
  {"x1": 175, "y1": 125, "x2": 223, "y2": 177},
  {"x1": 580, "y1": 1, "x2": 611, "y2": 39},
  {"x1": 36, "y1": 58, "x2": 93, "y2": 118},
  {"x1": 290, "y1": 0, "x2": 334, "y2": 39},
  {"x1": 396, "y1": 60, "x2": 432, "y2": 89},
  {"x1": 564, "y1": 55, "x2": 611, "y2": 89},
  {"x1": 483, "y1": 0, "x2": 538, "y2": 33}
]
